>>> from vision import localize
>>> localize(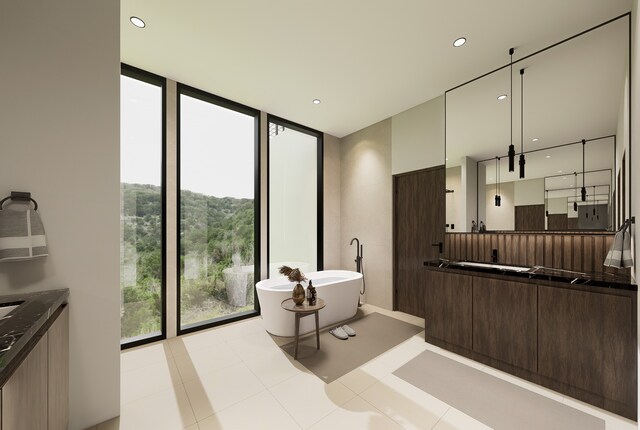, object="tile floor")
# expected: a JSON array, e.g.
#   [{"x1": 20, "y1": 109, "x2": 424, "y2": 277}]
[{"x1": 87, "y1": 305, "x2": 638, "y2": 430}]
